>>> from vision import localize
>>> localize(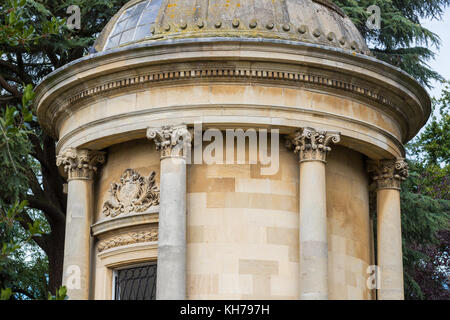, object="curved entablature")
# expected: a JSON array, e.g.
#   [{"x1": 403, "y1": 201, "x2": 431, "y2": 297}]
[
  {"x1": 35, "y1": 39, "x2": 430, "y2": 159},
  {"x1": 94, "y1": 0, "x2": 370, "y2": 55}
]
